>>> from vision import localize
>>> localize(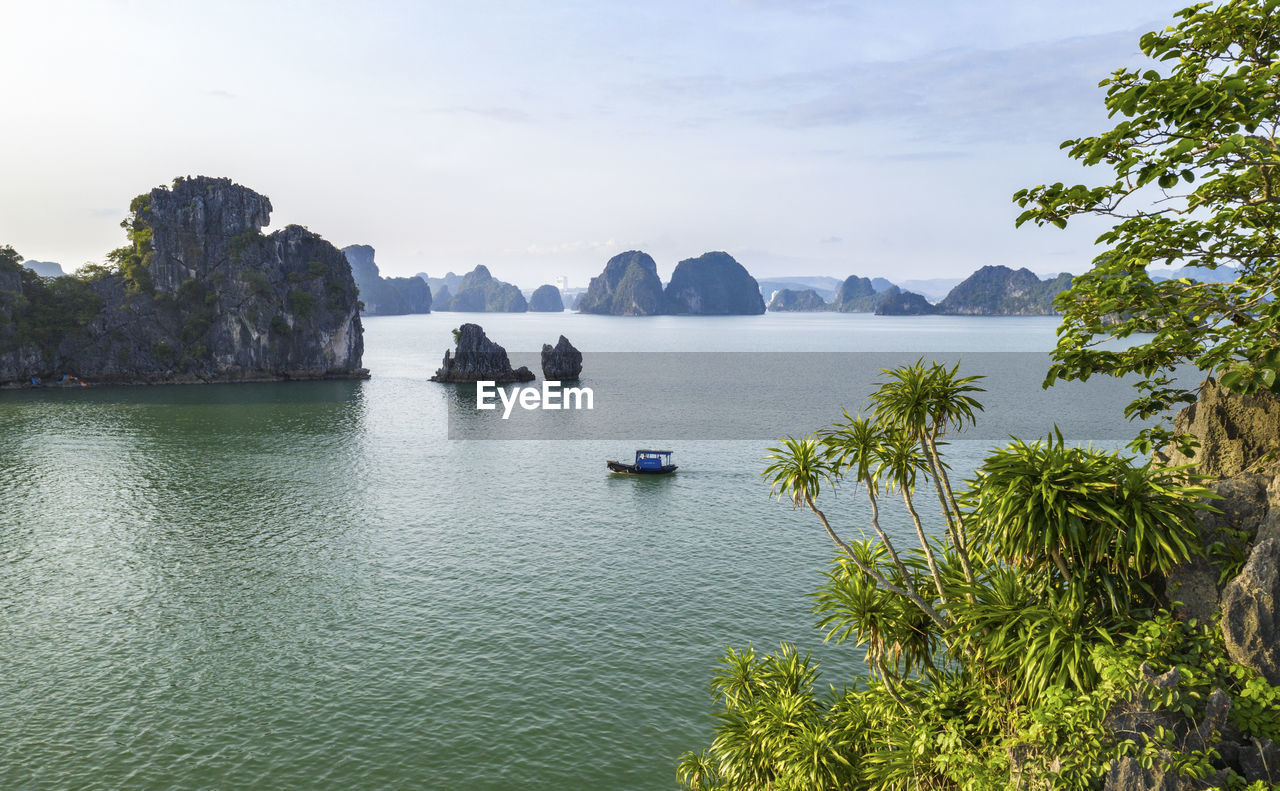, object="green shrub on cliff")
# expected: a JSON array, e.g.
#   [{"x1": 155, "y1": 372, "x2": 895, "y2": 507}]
[
  {"x1": 0, "y1": 244, "x2": 104, "y2": 359},
  {"x1": 106, "y1": 193, "x2": 155, "y2": 294}
]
